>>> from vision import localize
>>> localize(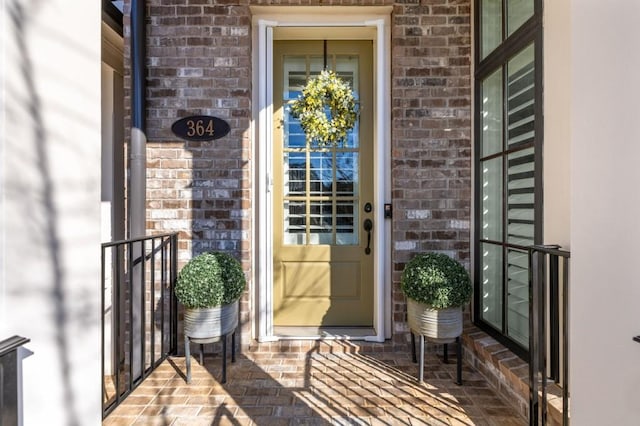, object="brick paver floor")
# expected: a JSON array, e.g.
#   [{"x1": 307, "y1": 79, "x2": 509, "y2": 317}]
[{"x1": 103, "y1": 340, "x2": 525, "y2": 426}]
